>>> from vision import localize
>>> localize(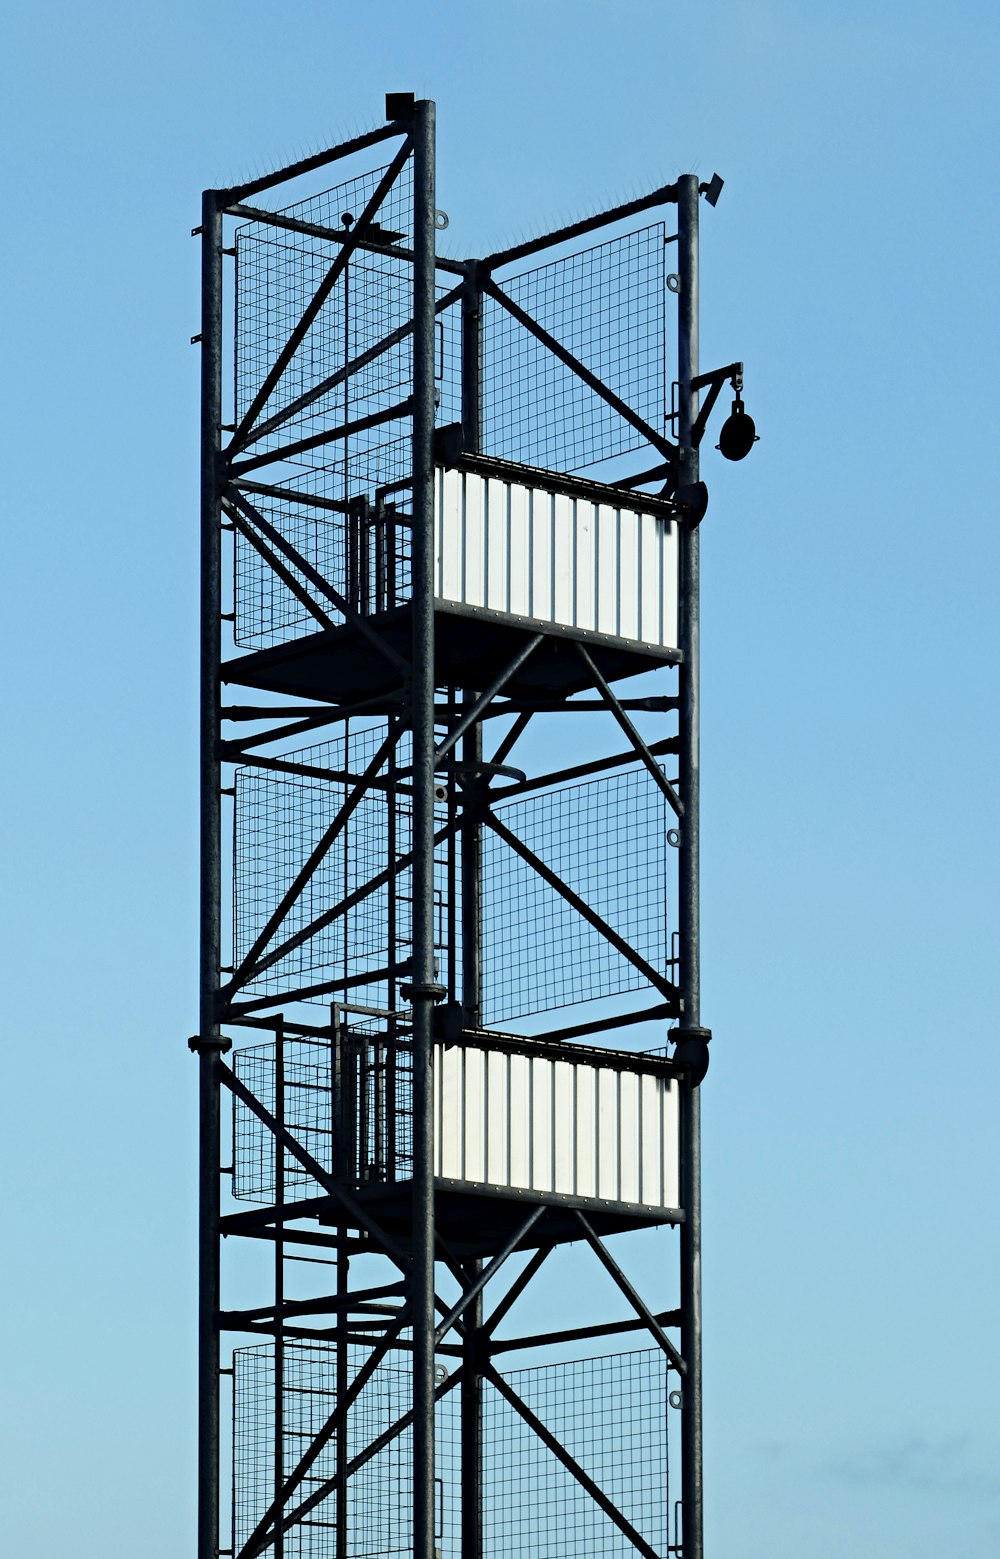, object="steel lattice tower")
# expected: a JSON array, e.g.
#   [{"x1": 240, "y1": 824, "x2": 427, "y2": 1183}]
[{"x1": 192, "y1": 93, "x2": 751, "y2": 1559}]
